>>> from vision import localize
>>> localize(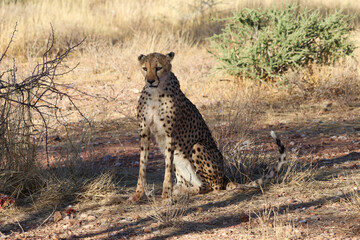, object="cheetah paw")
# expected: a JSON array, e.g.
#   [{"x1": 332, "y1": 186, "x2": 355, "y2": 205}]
[{"x1": 128, "y1": 193, "x2": 142, "y2": 203}]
